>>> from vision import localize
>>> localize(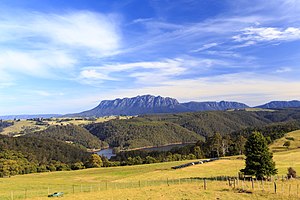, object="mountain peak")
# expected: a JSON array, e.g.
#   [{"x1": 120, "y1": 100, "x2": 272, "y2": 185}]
[
  {"x1": 256, "y1": 100, "x2": 300, "y2": 109},
  {"x1": 66, "y1": 95, "x2": 251, "y2": 117}
]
